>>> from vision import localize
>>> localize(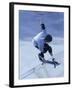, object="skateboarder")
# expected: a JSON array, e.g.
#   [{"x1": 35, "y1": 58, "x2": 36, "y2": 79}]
[{"x1": 32, "y1": 23, "x2": 55, "y2": 63}]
